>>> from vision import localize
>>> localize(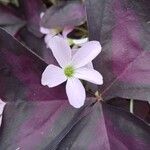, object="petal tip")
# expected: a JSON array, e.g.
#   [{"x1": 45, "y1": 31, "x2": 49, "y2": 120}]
[
  {"x1": 97, "y1": 74, "x2": 103, "y2": 85},
  {"x1": 70, "y1": 100, "x2": 84, "y2": 108}
]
